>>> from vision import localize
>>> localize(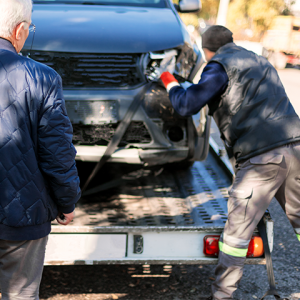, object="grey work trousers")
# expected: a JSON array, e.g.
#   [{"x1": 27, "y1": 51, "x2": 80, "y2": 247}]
[
  {"x1": 0, "y1": 236, "x2": 48, "y2": 300},
  {"x1": 212, "y1": 142, "x2": 300, "y2": 300}
]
